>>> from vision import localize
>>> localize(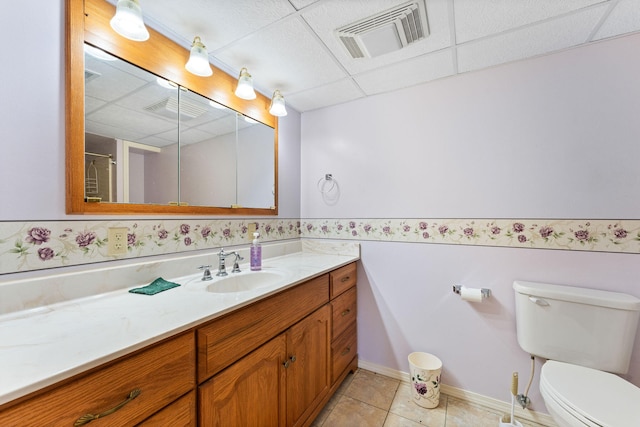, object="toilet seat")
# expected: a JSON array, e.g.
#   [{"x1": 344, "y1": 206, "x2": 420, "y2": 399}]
[{"x1": 541, "y1": 361, "x2": 640, "y2": 427}]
